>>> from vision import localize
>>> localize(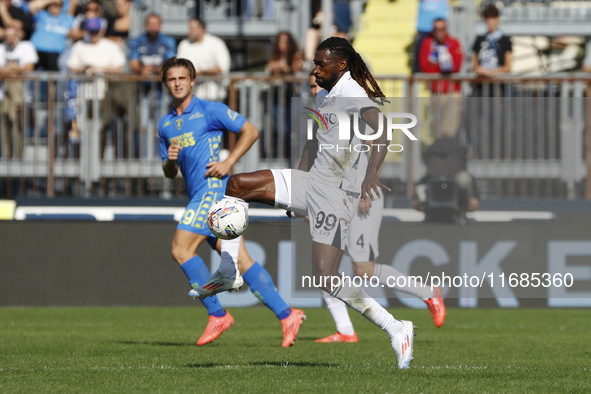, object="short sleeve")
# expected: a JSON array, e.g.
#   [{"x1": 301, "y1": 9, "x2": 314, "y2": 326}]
[
  {"x1": 21, "y1": 42, "x2": 39, "y2": 66},
  {"x1": 472, "y1": 36, "x2": 482, "y2": 55},
  {"x1": 205, "y1": 101, "x2": 247, "y2": 134},
  {"x1": 501, "y1": 36, "x2": 512, "y2": 52}
]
